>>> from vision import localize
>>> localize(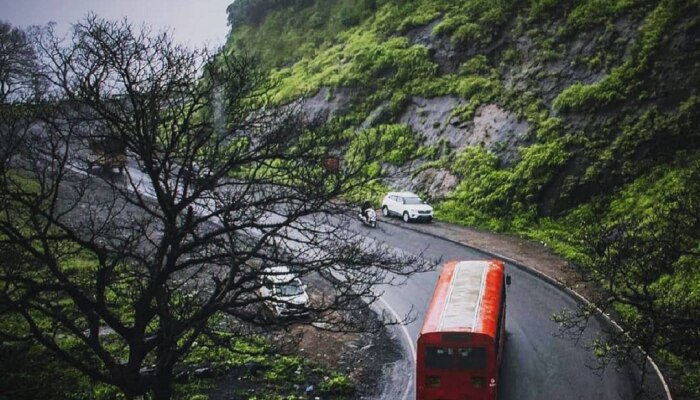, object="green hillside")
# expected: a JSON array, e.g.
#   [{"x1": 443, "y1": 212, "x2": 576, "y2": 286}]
[{"x1": 225, "y1": 0, "x2": 700, "y2": 397}]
